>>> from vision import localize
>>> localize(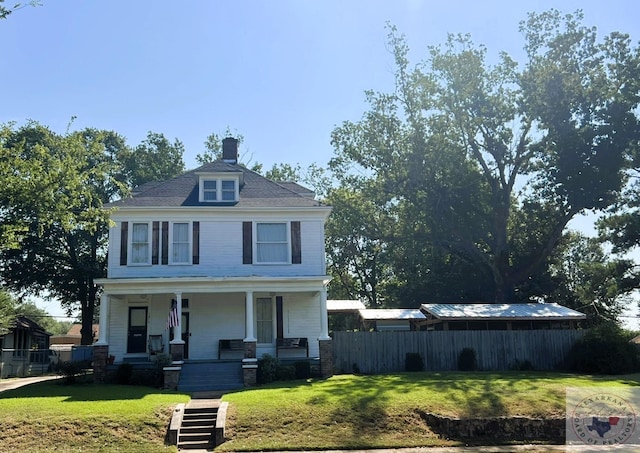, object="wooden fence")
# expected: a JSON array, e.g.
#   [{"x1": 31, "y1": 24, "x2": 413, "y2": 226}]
[{"x1": 332, "y1": 330, "x2": 586, "y2": 374}]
